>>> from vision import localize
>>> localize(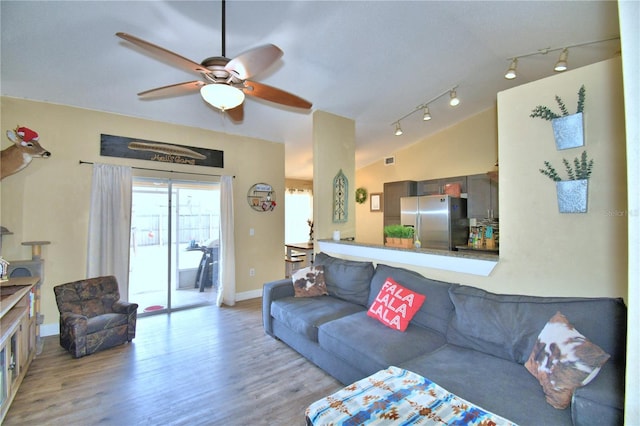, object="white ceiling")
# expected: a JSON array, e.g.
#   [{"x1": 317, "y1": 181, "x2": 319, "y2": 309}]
[{"x1": 1, "y1": 1, "x2": 621, "y2": 180}]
